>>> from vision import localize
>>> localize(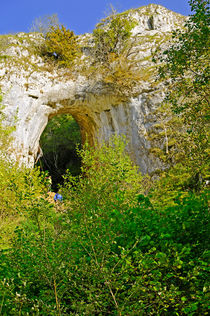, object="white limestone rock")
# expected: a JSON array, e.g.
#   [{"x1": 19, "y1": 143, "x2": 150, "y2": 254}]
[{"x1": 0, "y1": 4, "x2": 186, "y2": 174}]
